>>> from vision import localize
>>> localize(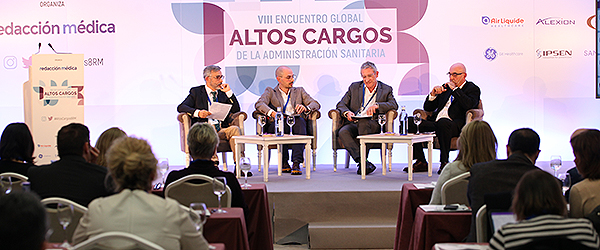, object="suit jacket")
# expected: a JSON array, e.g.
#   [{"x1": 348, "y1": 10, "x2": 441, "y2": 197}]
[
  {"x1": 465, "y1": 152, "x2": 540, "y2": 242},
  {"x1": 165, "y1": 159, "x2": 248, "y2": 215},
  {"x1": 423, "y1": 80, "x2": 480, "y2": 127},
  {"x1": 73, "y1": 189, "x2": 209, "y2": 250},
  {"x1": 336, "y1": 80, "x2": 398, "y2": 122},
  {"x1": 177, "y1": 85, "x2": 241, "y2": 127},
  {"x1": 28, "y1": 155, "x2": 112, "y2": 207},
  {"x1": 0, "y1": 160, "x2": 35, "y2": 177},
  {"x1": 255, "y1": 86, "x2": 320, "y2": 117}
]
